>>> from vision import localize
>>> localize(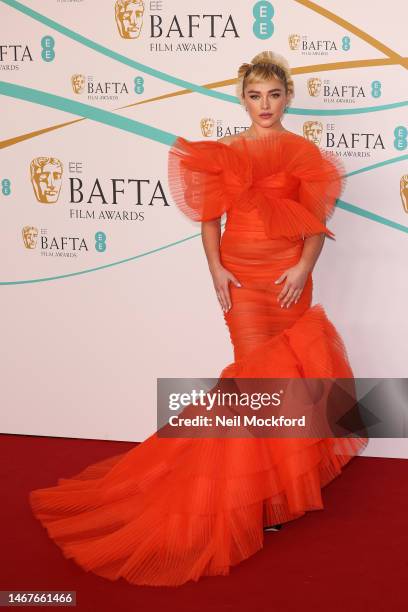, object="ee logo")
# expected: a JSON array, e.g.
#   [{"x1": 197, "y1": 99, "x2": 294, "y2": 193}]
[
  {"x1": 134, "y1": 76, "x2": 144, "y2": 94},
  {"x1": 253, "y1": 1, "x2": 274, "y2": 40},
  {"x1": 394, "y1": 126, "x2": 407, "y2": 151},
  {"x1": 95, "y1": 231, "x2": 107, "y2": 252},
  {"x1": 41, "y1": 36, "x2": 55, "y2": 62},
  {"x1": 371, "y1": 81, "x2": 382, "y2": 98}
]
